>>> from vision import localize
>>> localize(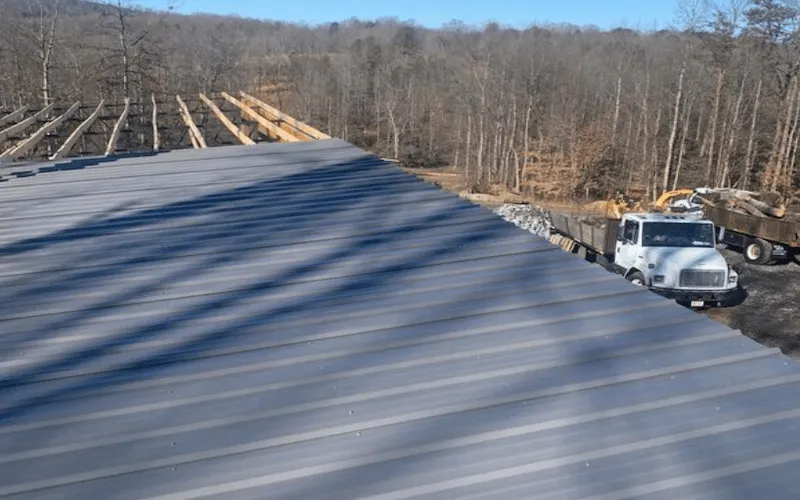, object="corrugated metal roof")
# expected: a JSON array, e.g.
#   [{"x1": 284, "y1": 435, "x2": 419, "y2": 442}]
[{"x1": 1, "y1": 139, "x2": 799, "y2": 500}]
